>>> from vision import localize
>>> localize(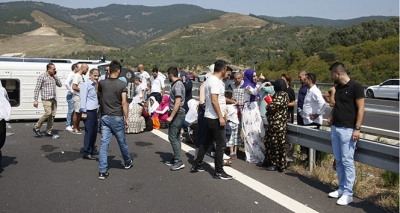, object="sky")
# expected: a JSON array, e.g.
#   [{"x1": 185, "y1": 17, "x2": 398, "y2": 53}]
[{"x1": 0, "y1": 0, "x2": 398, "y2": 20}]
